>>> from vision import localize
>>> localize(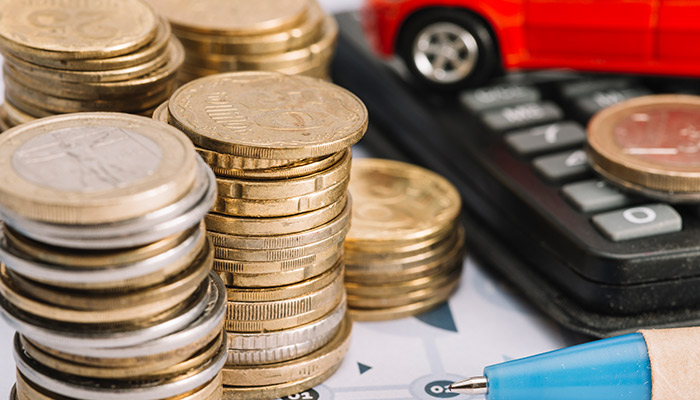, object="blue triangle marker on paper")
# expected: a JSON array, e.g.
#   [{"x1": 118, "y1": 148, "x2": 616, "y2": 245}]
[
  {"x1": 358, "y1": 363, "x2": 372, "y2": 375},
  {"x1": 415, "y1": 302, "x2": 458, "y2": 332}
]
